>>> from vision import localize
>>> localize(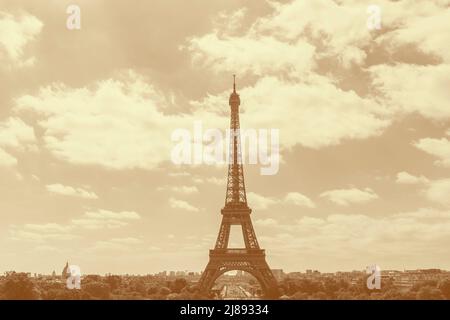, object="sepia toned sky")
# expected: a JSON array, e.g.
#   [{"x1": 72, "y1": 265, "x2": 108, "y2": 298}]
[{"x1": 1, "y1": 0, "x2": 450, "y2": 275}]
